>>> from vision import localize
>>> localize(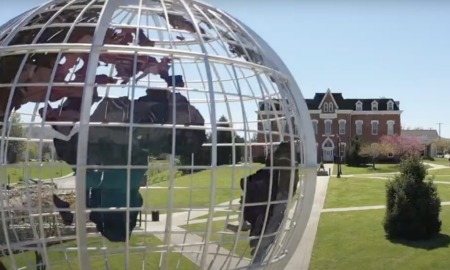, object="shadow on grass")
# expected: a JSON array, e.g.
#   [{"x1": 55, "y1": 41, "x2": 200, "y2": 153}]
[{"x1": 389, "y1": 233, "x2": 450, "y2": 250}]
